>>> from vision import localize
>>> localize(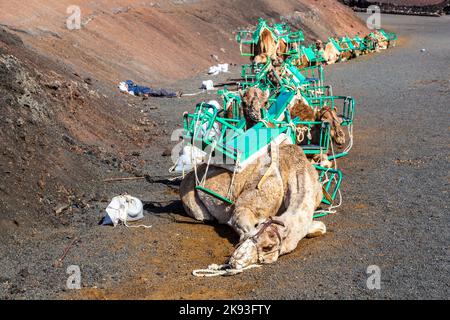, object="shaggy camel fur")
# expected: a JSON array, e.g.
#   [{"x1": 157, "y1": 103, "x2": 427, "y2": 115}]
[
  {"x1": 322, "y1": 41, "x2": 340, "y2": 64},
  {"x1": 239, "y1": 87, "x2": 270, "y2": 128},
  {"x1": 180, "y1": 144, "x2": 325, "y2": 268},
  {"x1": 254, "y1": 28, "x2": 278, "y2": 60}
]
